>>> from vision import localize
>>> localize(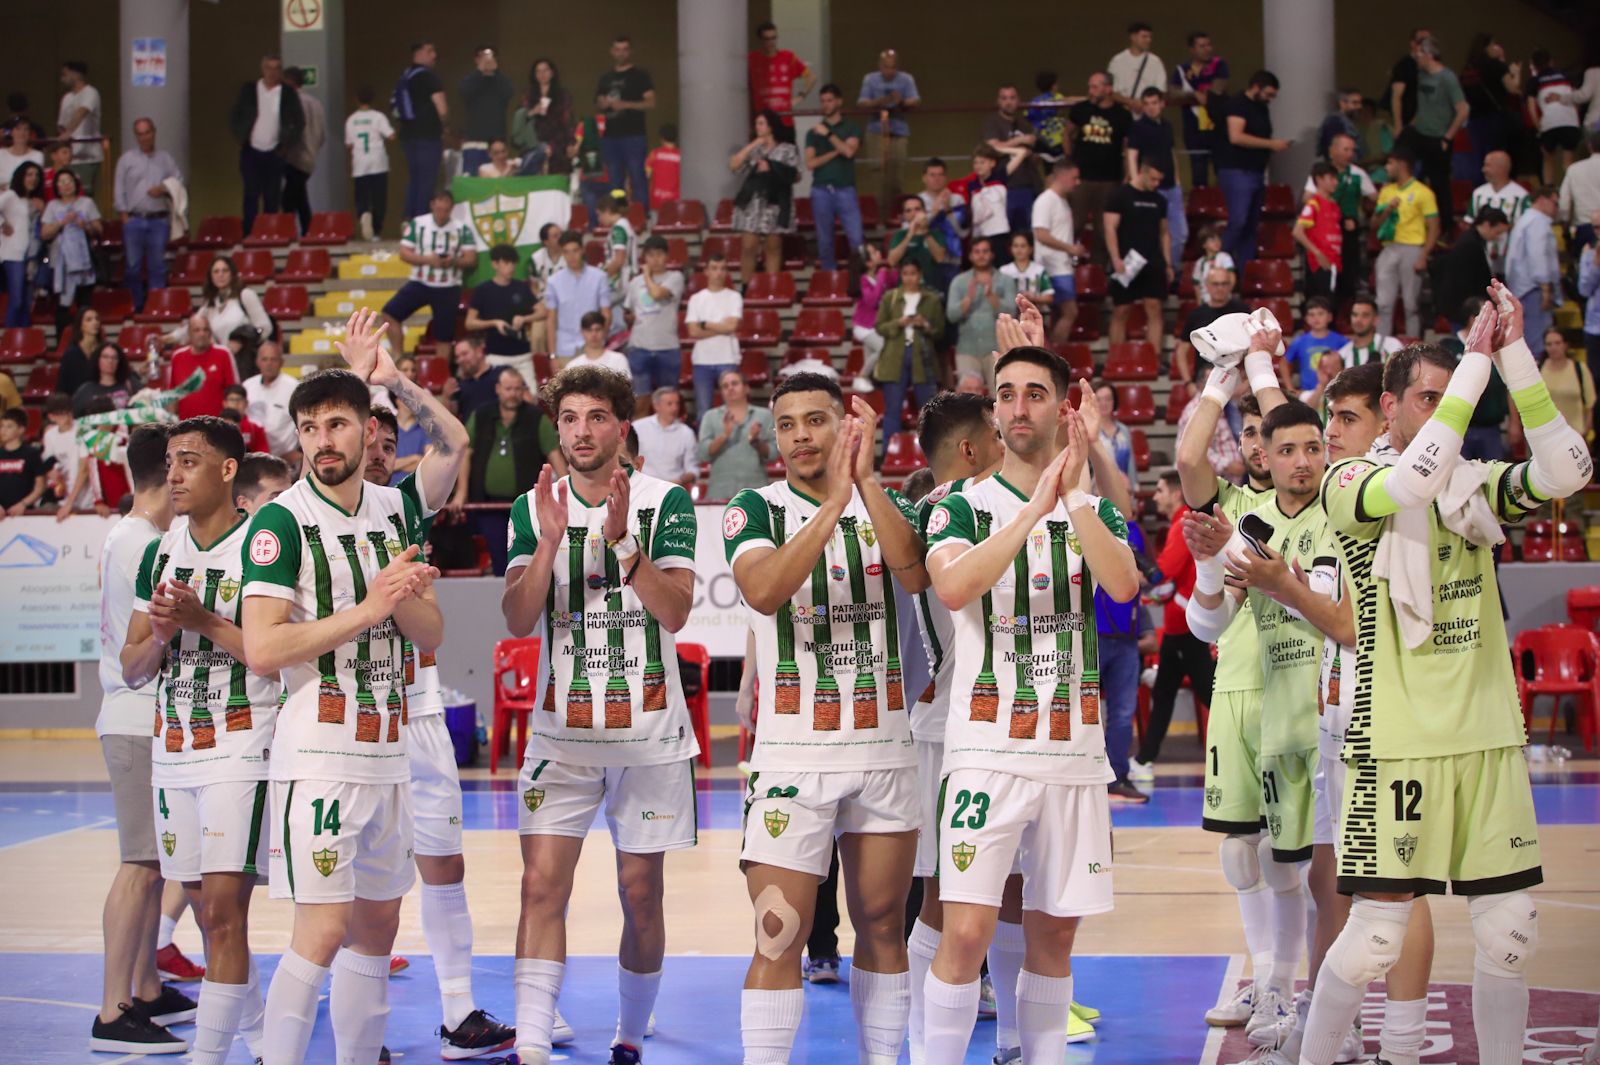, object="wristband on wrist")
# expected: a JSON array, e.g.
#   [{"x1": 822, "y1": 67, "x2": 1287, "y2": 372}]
[
  {"x1": 1194, "y1": 553, "x2": 1226, "y2": 595},
  {"x1": 1202, "y1": 364, "x2": 1239, "y2": 406},
  {"x1": 1065, "y1": 489, "x2": 1093, "y2": 512},
  {"x1": 1243, "y1": 350, "x2": 1279, "y2": 395},
  {"x1": 607, "y1": 532, "x2": 640, "y2": 560}
]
